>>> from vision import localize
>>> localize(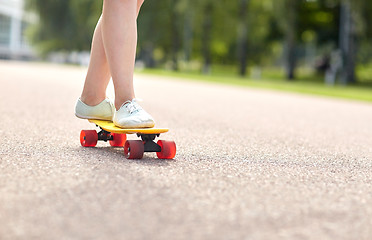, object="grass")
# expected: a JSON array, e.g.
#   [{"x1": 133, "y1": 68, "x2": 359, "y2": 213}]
[{"x1": 137, "y1": 66, "x2": 372, "y2": 103}]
